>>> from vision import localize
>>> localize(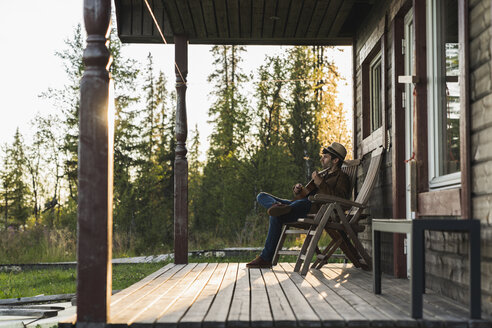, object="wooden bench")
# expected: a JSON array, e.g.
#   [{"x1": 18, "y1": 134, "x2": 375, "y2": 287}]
[{"x1": 371, "y1": 218, "x2": 481, "y2": 319}]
